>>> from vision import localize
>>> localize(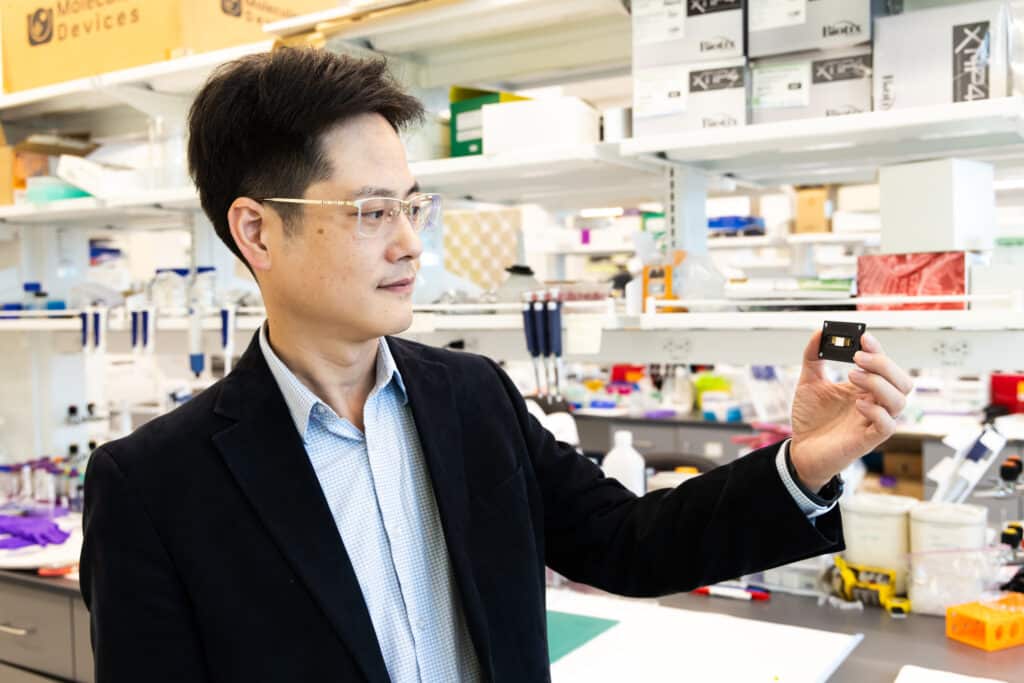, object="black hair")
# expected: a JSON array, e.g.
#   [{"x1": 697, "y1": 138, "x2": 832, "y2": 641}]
[{"x1": 187, "y1": 48, "x2": 425, "y2": 265}]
